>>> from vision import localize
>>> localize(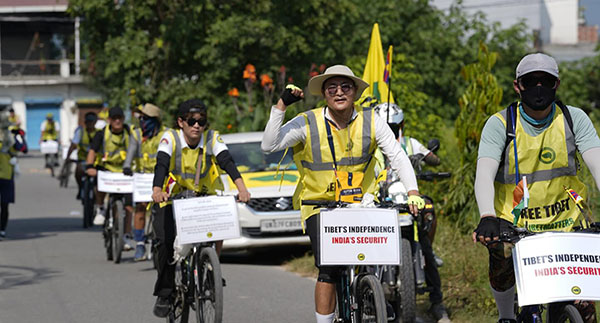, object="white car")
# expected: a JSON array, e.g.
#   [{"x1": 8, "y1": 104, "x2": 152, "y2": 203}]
[{"x1": 219, "y1": 132, "x2": 310, "y2": 250}]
